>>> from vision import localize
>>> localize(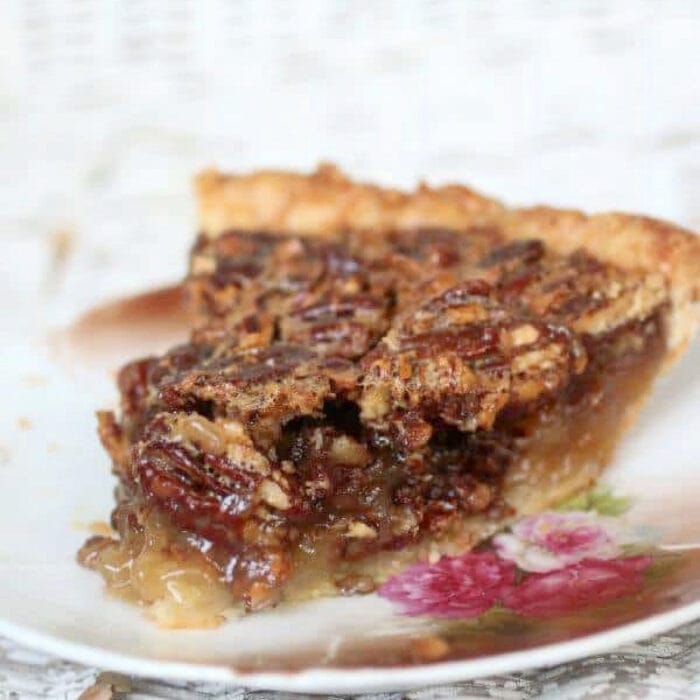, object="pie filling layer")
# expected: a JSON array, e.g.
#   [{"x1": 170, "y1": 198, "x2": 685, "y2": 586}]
[{"x1": 79, "y1": 227, "x2": 669, "y2": 627}]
